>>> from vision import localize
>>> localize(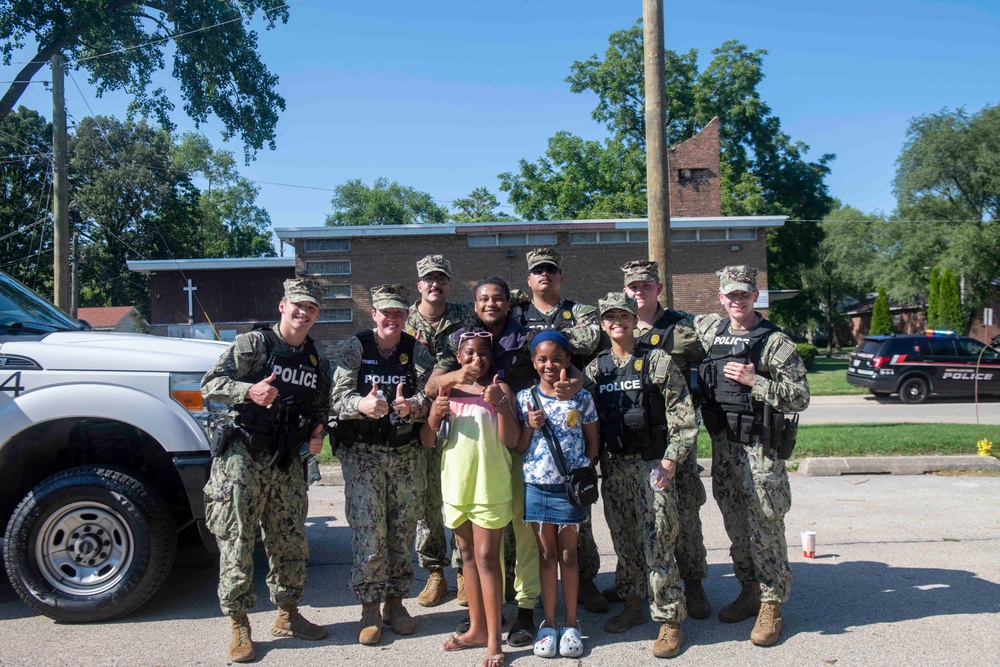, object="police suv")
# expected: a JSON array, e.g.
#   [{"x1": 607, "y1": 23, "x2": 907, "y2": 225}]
[
  {"x1": 846, "y1": 332, "x2": 1000, "y2": 403},
  {"x1": 0, "y1": 269, "x2": 227, "y2": 622}
]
